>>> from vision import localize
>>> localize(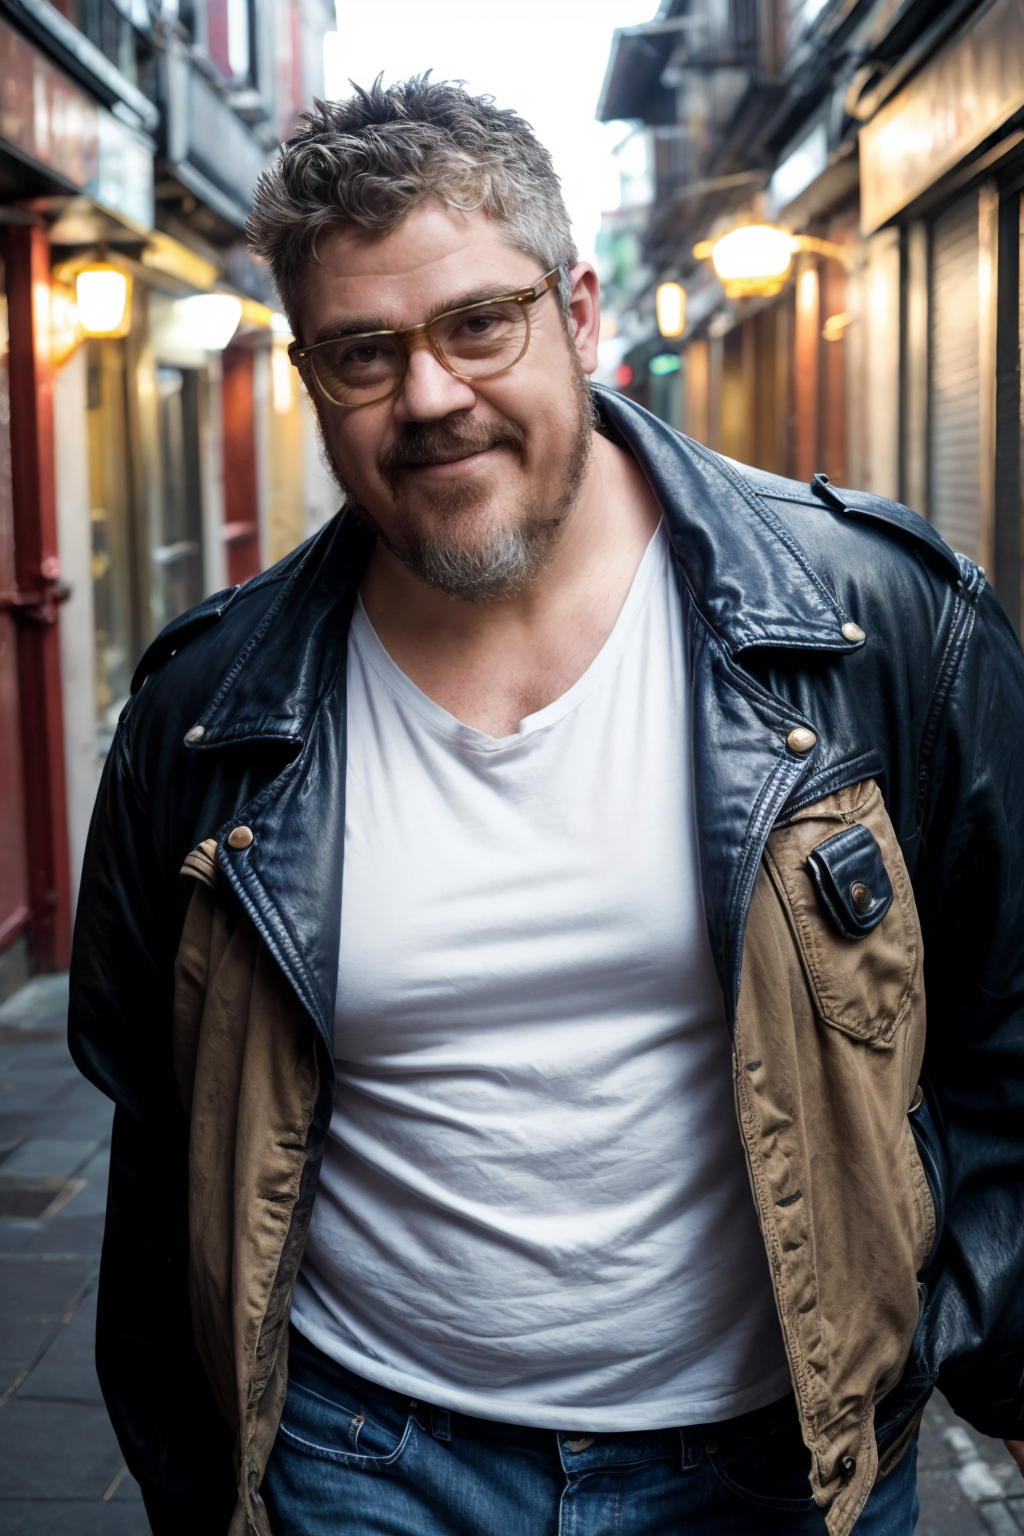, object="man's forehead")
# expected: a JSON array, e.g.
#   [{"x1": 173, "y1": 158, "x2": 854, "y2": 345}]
[{"x1": 300, "y1": 204, "x2": 540, "y2": 337}]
